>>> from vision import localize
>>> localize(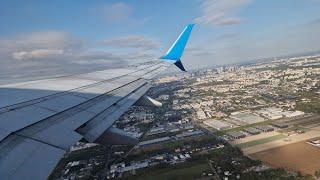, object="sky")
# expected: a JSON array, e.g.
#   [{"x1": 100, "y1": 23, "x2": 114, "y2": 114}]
[{"x1": 0, "y1": 0, "x2": 320, "y2": 78}]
